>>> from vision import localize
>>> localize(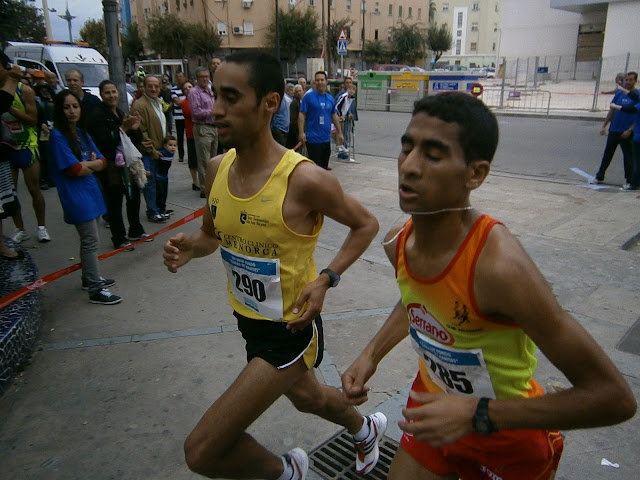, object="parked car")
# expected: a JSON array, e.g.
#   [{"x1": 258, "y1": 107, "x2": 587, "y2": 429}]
[
  {"x1": 372, "y1": 64, "x2": 409, "y2": 72},
  {"x1": 486, "y1": 67, "x2": 497, "y2": 79}
]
